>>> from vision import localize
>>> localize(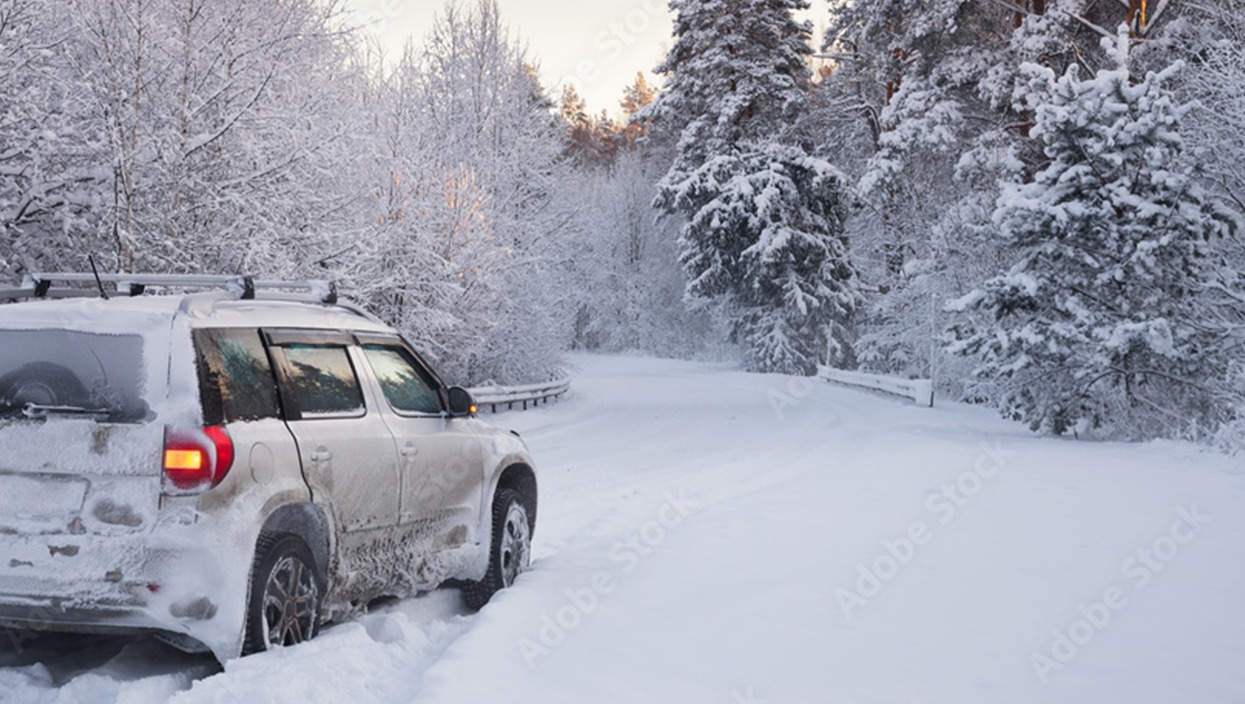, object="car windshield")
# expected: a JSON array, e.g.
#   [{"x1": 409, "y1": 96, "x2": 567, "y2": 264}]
[{"x1": 0, "y1": 329, "x2": 149, "y2": 423}]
